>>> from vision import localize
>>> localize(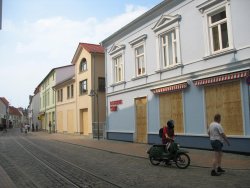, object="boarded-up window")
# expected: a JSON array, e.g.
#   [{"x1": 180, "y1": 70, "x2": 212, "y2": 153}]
[
  {"x1": 135, "y1": 97, "x2": 147, "y2": 143},
  {"x1": 205, "y1": 81, "x2": 243, "y2": 135},
  {"x1": 159, "y1": 92, "x2": 184, "y2": 133},
  {"x1": 57, "y1": 111, "x2": 63, "y2": 132}
]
